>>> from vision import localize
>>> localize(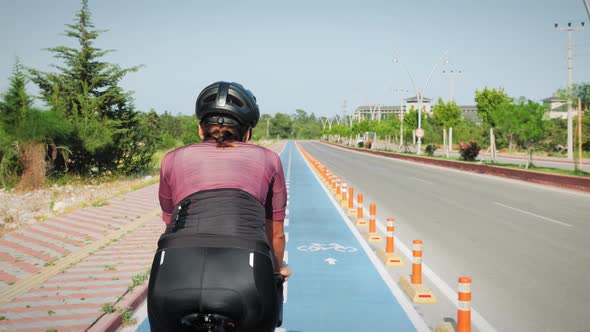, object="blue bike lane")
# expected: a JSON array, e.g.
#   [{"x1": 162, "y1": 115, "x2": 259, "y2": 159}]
[
  {"x1": 123, "y1": 141, "x2": 426, "y2": 332},
  {"x1": 280, "y1": 141, "x2": 425, "y2": 332}
]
